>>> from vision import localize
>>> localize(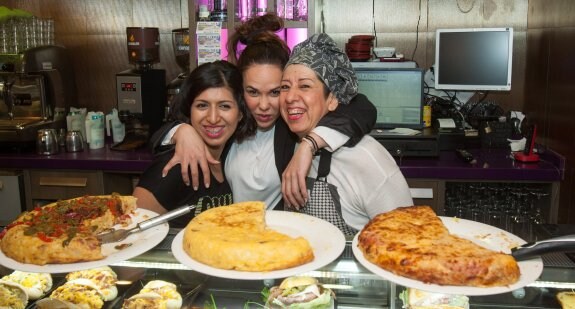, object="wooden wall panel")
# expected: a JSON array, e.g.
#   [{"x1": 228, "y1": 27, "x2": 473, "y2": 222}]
[
  {"x1": 85, "y1": 0, "x2": 134, "y2": 34},
  {"x1": 526, "y1": 0, "x2": 575, "y2": 223},
  {"x1": 528, "y1": 0, "x2": 575, "y2": 29},
  {"x1": 321, "y1": 0, "x2": 527, "y2": 112},
  {"x1": 1, "y1": 0, "x2": 187, "y2": 113},
  {"x1": 546, "y1": 29, "x2": 575, "y2": 223}
]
